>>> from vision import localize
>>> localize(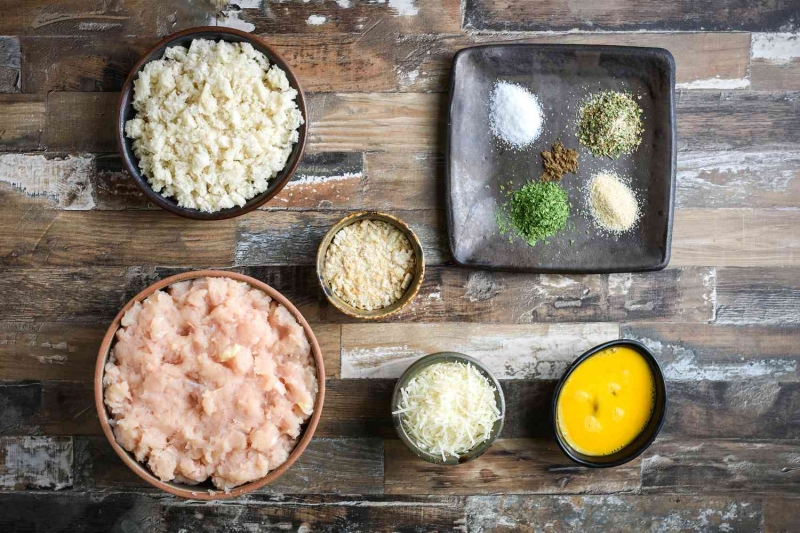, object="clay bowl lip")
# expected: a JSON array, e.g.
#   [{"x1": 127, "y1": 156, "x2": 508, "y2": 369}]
[
  {"x1": 315, "y1": 211, "x2": 426, "y2": 320},
  {"x1": 94, "y1": 270, "x2": 326, "y2": 500},
  {"x1": 551, "y1": 339, "x2": 667, "y2": 468},
  {"x1": 391, "y1": 352, "x2": 506, "y2": 465},
  {"x1": 116, "y1": 26, "x2": 307, "y2": 220}
]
